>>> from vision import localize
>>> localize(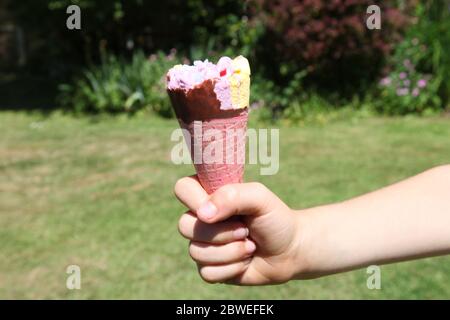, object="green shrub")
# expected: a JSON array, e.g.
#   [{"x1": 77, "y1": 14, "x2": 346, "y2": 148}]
[
  {"x1": 375, "y1": 39, "x2": 441, "y2": 115},
  {"x1": 413, "y1": 0, "x2": 450, "y2": 108},
  {"x1": 186, "y1": 1, "x2": 261, "y2": 59},
  {"x1": 374, "y1": 1, "x2": 449, "y2": 114},
  {"x1": 58, "y1": 51, "x2": 182, "y2": 116},
  {"x1": 249, "y1": 0, "x2": 411, "y2": 95},
  {"x1": 251, "y1": 70, "x2": 308, "y2": 117},
  {"x1": 9, "y1": 0, "x2": 253, "y2": 73}
]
